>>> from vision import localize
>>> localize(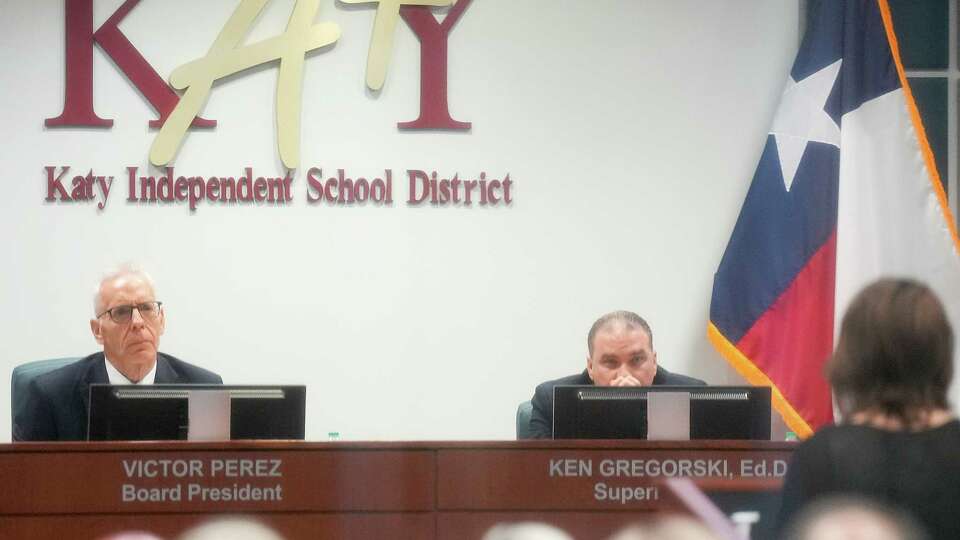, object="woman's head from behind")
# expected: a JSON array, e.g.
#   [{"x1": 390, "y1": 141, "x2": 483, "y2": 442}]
[{"x1": 828, "y1": 278, "x2": 953, "y2": 424}]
